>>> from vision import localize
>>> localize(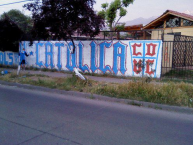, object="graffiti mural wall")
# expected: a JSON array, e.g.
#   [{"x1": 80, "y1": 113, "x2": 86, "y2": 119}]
[
  {"x1": 2, "y1": 40, "x2": 163, "y2": 78},
  {"x1": 0, "y1": 51, "x2": 19, "y2": 66}
]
